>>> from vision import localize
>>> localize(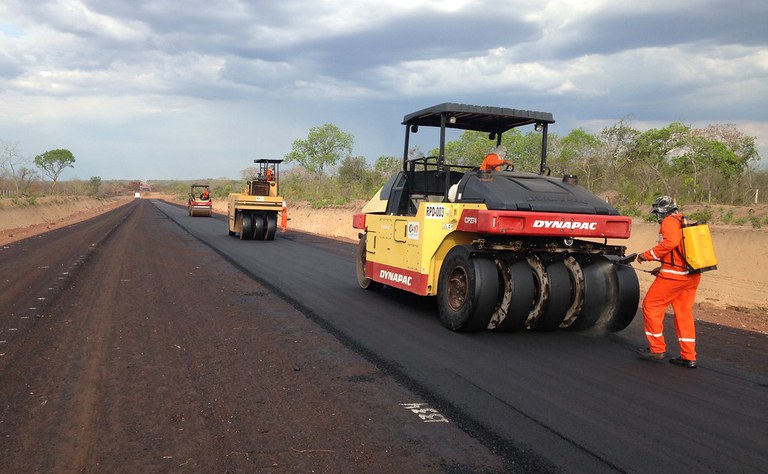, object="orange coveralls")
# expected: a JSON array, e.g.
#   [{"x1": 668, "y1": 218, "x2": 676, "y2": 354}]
[
  {"x1": 480, "y1": 152, "x2": 505, "y2": 170},
  {"x1": 641, "y1": 214, "x2": 701, "y2": 360}
]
